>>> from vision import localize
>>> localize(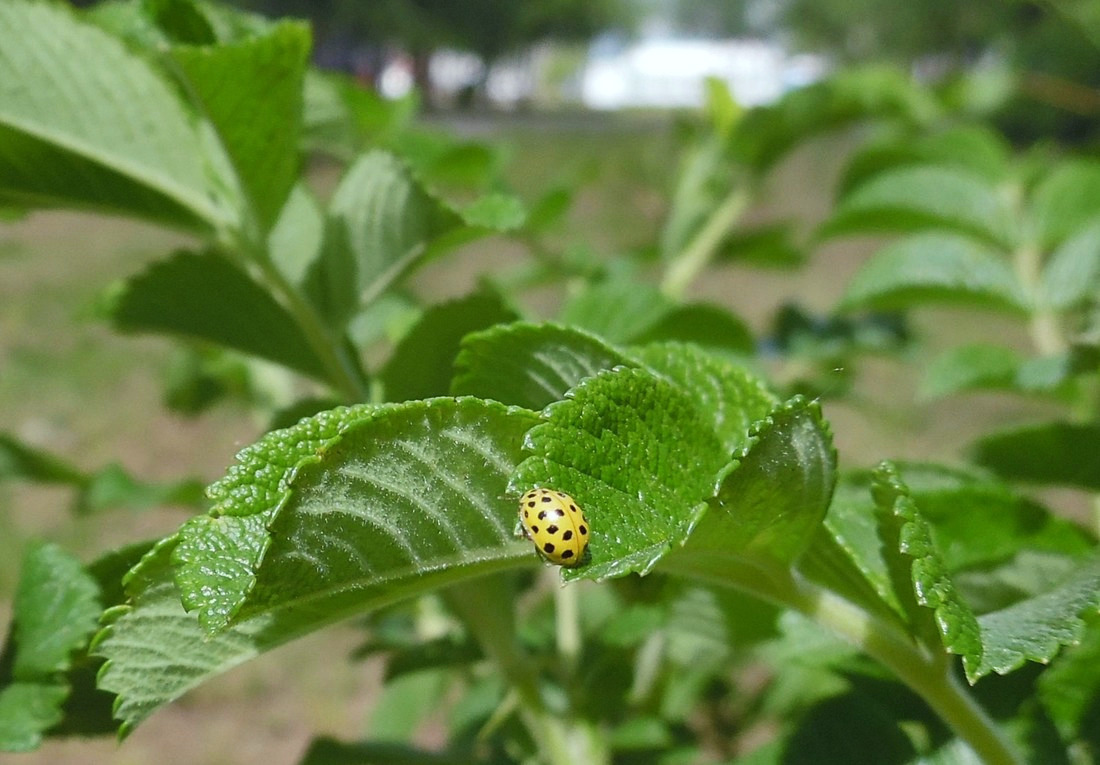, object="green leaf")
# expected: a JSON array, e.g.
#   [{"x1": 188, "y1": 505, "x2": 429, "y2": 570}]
[
  {"x1": 970, "y1": 553, "x2": 1100, "y2": 682},
  {"x1": 871, "y1": 463, "x2": 982, "y2": 665},
  {"x1": 76, "y1": 463, "x2": 204, "y2": 515},
  {"x1": 634, "y1": 342, "x2": 777, "y2": 454},
  {"x1": 451, "y1": 322, "x2": 635, "y2": 410},
  {"x1": 971, "y1": 422, "x2": 1100, "y2": 490},
  {"x1": 1032, "y1": 159, "x2": 1100, "y2": 249},
  {"x1": 676, "y1": 396, "x2": 836, "y2": 564},
  {"x1": 559, "y1": 281, "x2": 673, "y2": 344},
  {"x1": 714, "y1": 223, "x2": 805, "y2": 268},
  {"x1": 144, "y1": 0, "x2": 217, "y2": 45},
  {"x1": 11, "y1": 542, "x2": 102, "y2": 679},
  {"x1": 512, "y1": 367, "x2": 730, "y2": 580},
  {"x1": 823, "y1": 166, "x2": 1016, "y2": 248},
  {"x1": 838, "y1": 233, "x2": 1029, "y2": 314},
  {"x1": 300, "y1": 737, "x2": 475, "y2": 765},
  {"x1": 108, "y1": 250, "x2": 329, "y2": 380},
  {"x1": 458, "y1": 193, "x2": 526, "y2": 230},
  {"x1": 920, "y1": 344, "x2": 1020, "y2": 399},
  {"x1": 0, "y1": 682, "x2": 68, "y2": 752},
  {"x1": 0, "y1": 433, "x2": 87, "y2": 487},
  {"x1": 381, "y1": 292, "x2": 517, "y2": 403},
  {"x1": 175, "y1": 402, "x2": 377, "y2": 632},
  {"x1": 171, "y1": 21, "x2": 308, "y2": 233},
  {"x1": 1038, "y1": 219, "x2": 1100, "y2": 311},
  {"x1": 0, "y1": 0, "x2": 236, "y2": 231},
  {"x1": 632, "y1": 303, "x2": 755, "y2": 355},
  {"x1": 100, "y1": 399, "x2": 539, "y2": 730}
]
